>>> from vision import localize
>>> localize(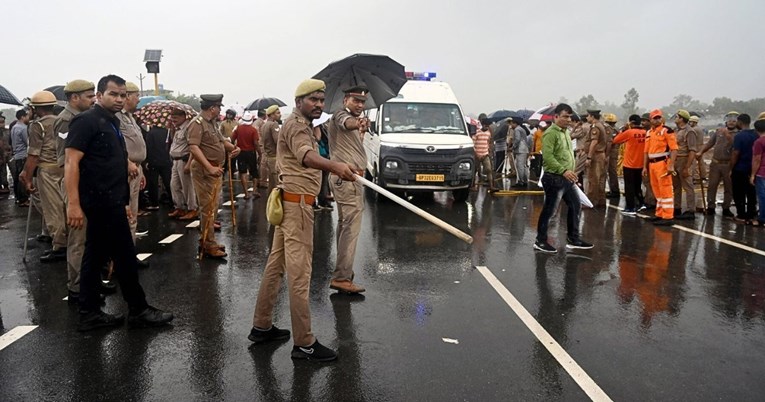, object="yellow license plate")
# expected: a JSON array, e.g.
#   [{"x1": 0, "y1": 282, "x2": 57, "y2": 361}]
[{"x1": 416, "y1": 174, "x2": 445, "y2": 182}]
